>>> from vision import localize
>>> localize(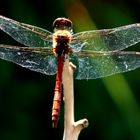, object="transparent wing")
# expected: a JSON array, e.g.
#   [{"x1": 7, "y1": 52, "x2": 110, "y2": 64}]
[
  {"x1": 0, "y1": 44, "x2": 57, "y2": 75},
  {"x1": 71, "y1": 50, "x2": 140, "y2": 79},
  {"x1": 71, "y1": 24, "x2": 140, "y2": 52},
  {"x1": 0, "y1": 15, "x2": 53, "y2": 47}
]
